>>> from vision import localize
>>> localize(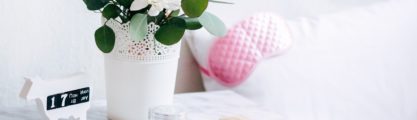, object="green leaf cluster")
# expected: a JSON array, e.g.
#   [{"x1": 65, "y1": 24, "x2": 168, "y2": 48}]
[
  {"x1": 154, "y1": 0, "x2": 230, "y2": 45},
  {"x1": 83, "y1": 0, "x2": 231, "y2": 53},
  {"x1": 154, "y1": 11, "x2": 226, "y2": 45}
]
